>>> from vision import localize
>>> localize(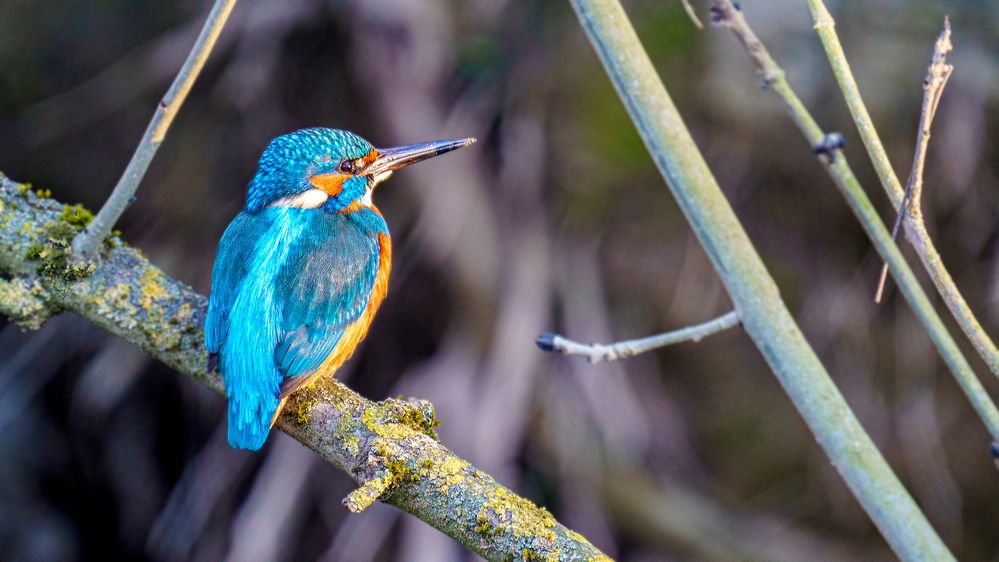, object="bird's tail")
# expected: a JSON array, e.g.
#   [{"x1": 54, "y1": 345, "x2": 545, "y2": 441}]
[{"x1": 227, "y1": 391, "x2": 279, "y2": 450}]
